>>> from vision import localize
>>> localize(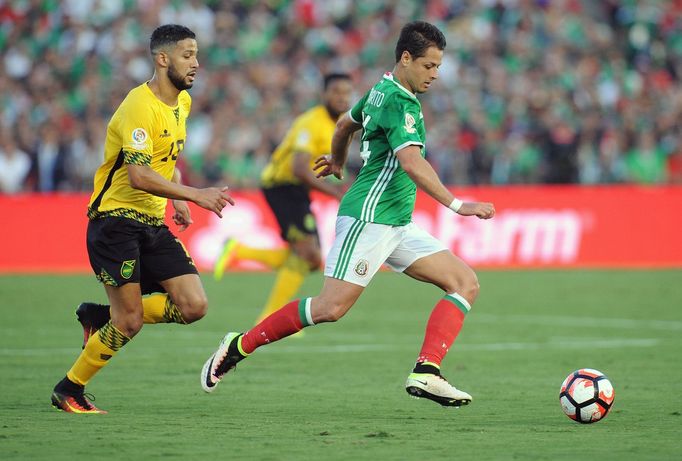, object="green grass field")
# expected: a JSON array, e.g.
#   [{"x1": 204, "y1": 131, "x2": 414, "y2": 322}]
[{"x1": 1, "y1": 270, "x2": 681, "y2": 460}]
